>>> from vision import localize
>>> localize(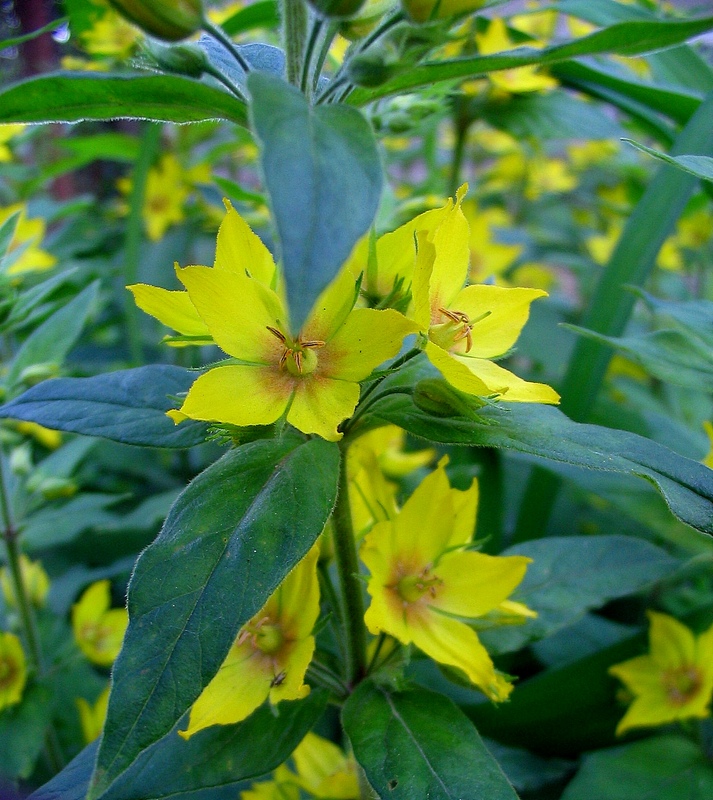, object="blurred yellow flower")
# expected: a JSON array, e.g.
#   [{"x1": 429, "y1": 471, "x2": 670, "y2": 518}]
[
  {"x1": 180, "y1": 545, "x2": 321, "y2": 739},
  {"x1": 1, "y1": 555, "x2": 50, "y2": 609},
  {"x1": 676, "y1": 208, "x2": 713, "y2": 249},
  {"x1": 0, "y1": 204, "x2": 56, "y2": 276},
  {"x1": 81, "y1": 9, "x2": 139, "y2": 57},
  {"x1": 362, "y1": 460, "x2": 532, "y2": 701},
  {"x1": 76, "y1": 686, "x2": 110, "y2": 743},
  {"x1": 463, "y1": 202, "x2": 523, "y2": 283},
  {"x1": 0, "y1": 631, "x2": 27, "y2": 711},
  {"x1": 525, "y1": 158, "x2": 577, "y2": 200},
  {"x1": 291, "y1": 732, "x2": 359, "y2": 798},
  {"x1": 475, "y1": 18, "x2": 557, "y2": 95},
  {"x1": 0, "y1": 124, "x2": 26, "y2": 162},
  {"x1": 703, "y1": 421, "x2": 713, "y2": 469},
  {"x1": 72, "y1": 580, "x2": 128, "y2": 666},
  {"x1": 609, "y1": 612, "x2": 713, "y2": 735},
  {"x1": 586, "y1": 223, "x2": 621, "y2": 265},
  {"x1": 567, "y1": 140, "x2": 619, "y2": 171}
]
